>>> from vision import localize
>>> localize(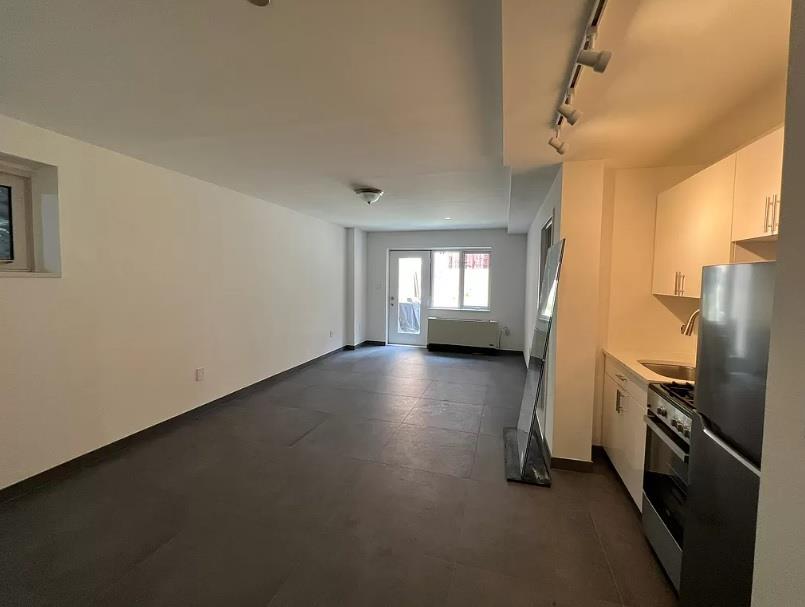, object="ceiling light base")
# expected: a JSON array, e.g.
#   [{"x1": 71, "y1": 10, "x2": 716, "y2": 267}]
[{"x1": 354, "y1": 187, "x2": 384, "y2": 205}]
